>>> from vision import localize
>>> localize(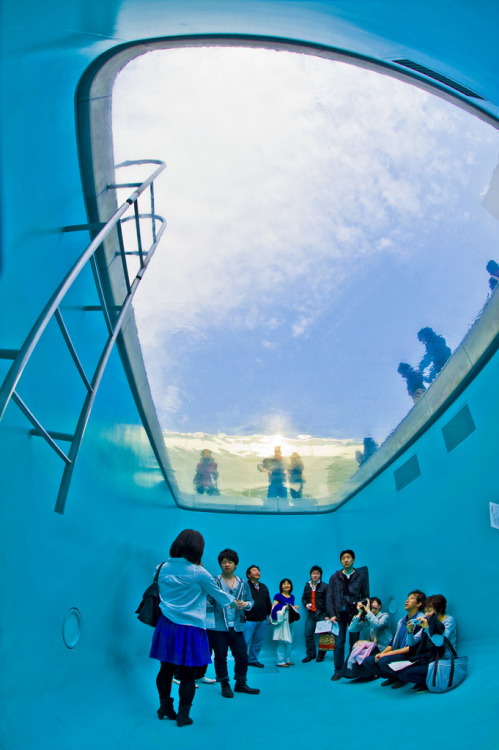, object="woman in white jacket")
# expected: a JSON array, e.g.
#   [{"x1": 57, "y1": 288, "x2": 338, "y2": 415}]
[{"x1": 271, "y1": 579, "x2": 299, "y2": 667}]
